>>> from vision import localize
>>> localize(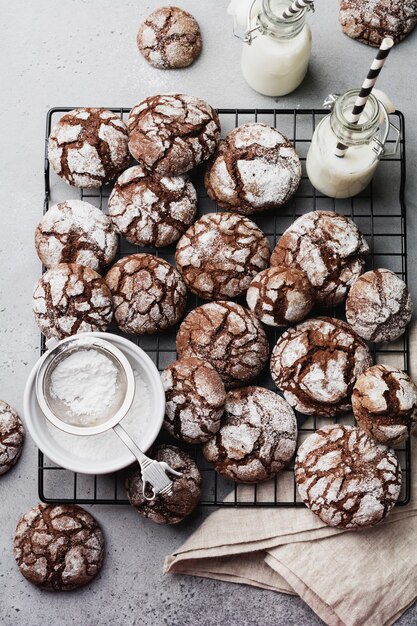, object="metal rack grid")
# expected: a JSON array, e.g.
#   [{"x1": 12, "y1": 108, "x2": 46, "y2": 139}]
[{"x1": 38, "y1": 106, "x2": 411, "y2": 507}]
